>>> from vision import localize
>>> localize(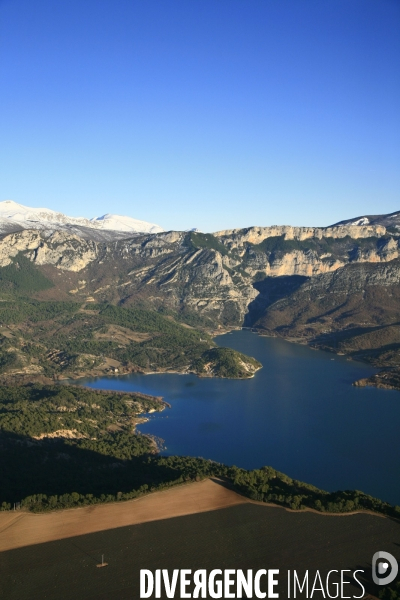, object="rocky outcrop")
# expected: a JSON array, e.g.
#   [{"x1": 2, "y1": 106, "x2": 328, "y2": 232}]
[
  {"x1": 351, "y1": 237, "x2": 400, "y2": 263},
  {"x1": 0, "y1": 230, "x2": 43, "y2": 267},
  {"x1": 0, "y1": 230, "x2": 97, "y2": 272},
  {"x1": 123, "y1": 244, "x2": 258, "y2": 324},
  {"x1": 246, "y1": 249, "x2": 345, "y2": 277}
]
